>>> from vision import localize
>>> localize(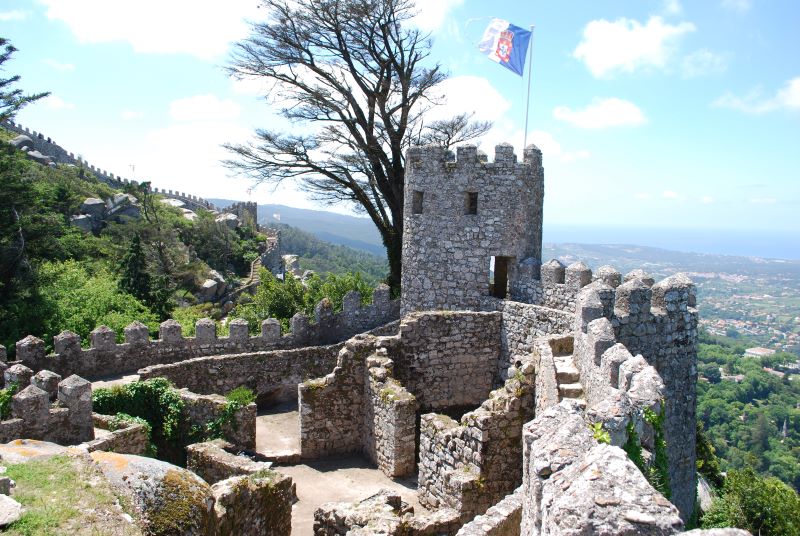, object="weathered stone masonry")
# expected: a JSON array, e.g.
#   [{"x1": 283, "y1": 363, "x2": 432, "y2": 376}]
[
  {"x1": 13, "y1": 286, "x2": 399, "y2": 381},
  {"x1": 402, "y1": 144, "x2": 544, "y2": 314}
]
